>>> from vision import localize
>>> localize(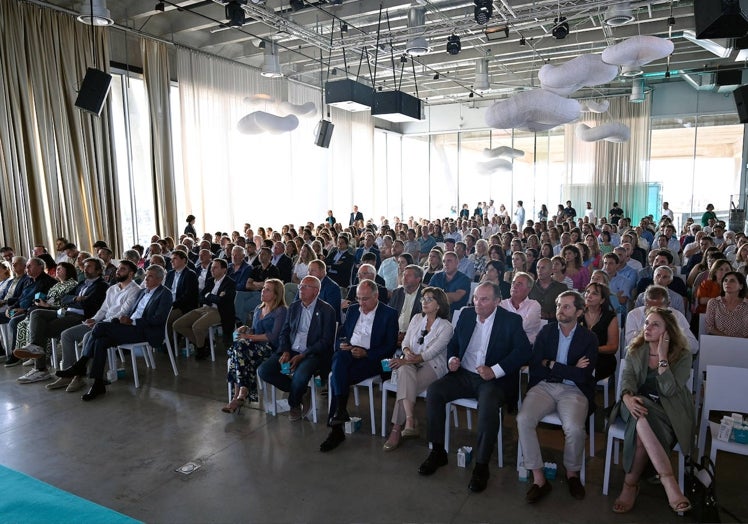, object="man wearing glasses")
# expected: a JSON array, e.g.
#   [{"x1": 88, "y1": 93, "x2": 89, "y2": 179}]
[
  {"x1": 258, "y1": 276, "x2": 336, "y2": 421},
  {"x1": 321, "y1": 279, "x2": 398, "y2": 452}
]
